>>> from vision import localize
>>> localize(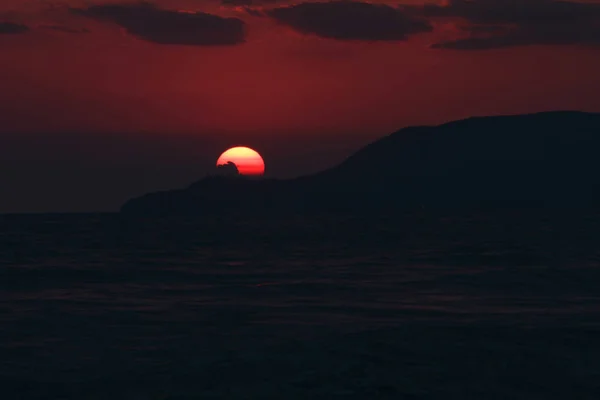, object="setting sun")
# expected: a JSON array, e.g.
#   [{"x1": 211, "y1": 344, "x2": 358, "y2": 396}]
[{"x1": 216, "y1": 146, "x2": 265, "y2": 176}]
